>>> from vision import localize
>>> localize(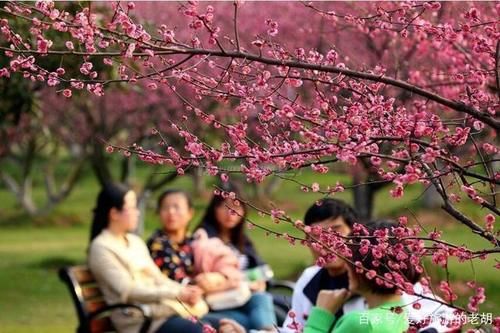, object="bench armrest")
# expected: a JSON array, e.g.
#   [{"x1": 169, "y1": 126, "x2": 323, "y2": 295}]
[
  {"x1": 267, "y1": 279, "x2": 296, "y2": 291},
  {"x1": 88, "y1": 303, "x2": 152, "y2": 333}
]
